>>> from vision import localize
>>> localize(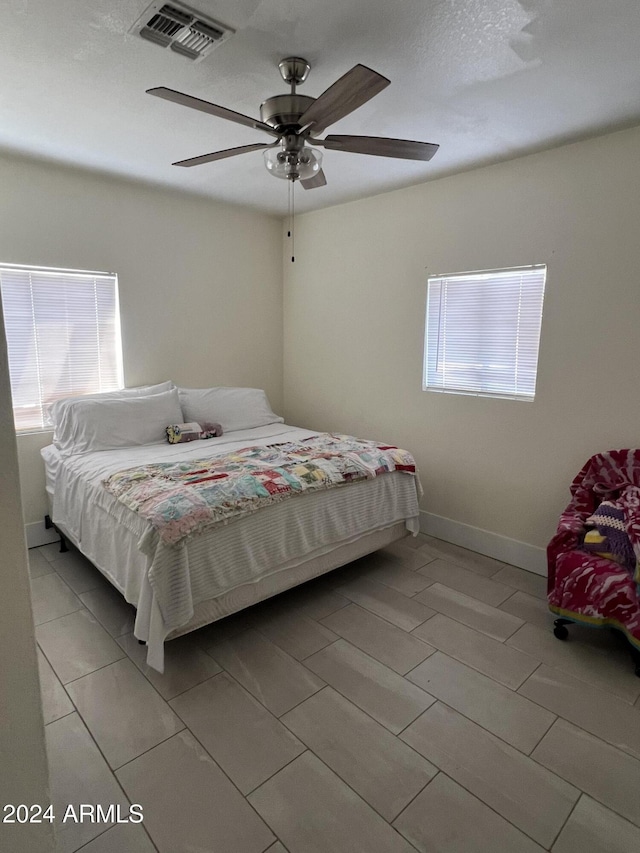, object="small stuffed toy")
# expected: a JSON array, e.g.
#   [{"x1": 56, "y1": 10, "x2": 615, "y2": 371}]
[
  {"x1": 166, "y1": 422, "x2": 223, "y2": 443},
  {"x1": 199, "y1": 421, "x2": 223, "y2": 439}
]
